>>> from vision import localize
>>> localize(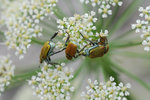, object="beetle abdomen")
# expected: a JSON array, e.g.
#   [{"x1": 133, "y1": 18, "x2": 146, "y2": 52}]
[
  {"x1": 65, "y1": 42, "x2": 77, "y2": 60},
  {"x1": 89, "y1": 45, "x2": 105, "y2": 58},
  {"x1": 40, "y1": 41, "x2": 51, "y2": 63}
]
